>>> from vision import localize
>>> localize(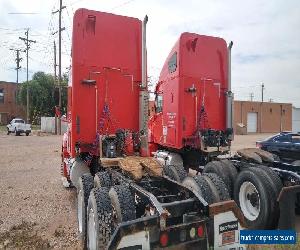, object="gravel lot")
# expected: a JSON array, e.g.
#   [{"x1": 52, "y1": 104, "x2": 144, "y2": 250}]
[
  {"x1": 0, "y1": 132, "x2": 79, "y2": 249},
  {"x1": 0, "y1": 131, "x2": 295, "y2": 249}
]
